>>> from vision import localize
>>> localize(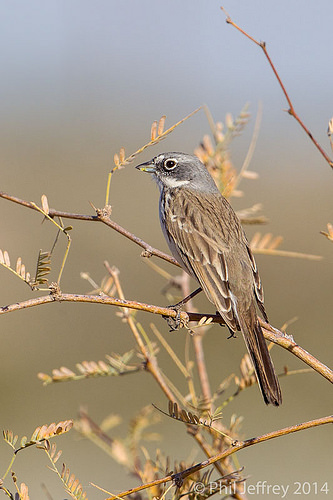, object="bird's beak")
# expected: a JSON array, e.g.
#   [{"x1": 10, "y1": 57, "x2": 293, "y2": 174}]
[{"x1": 135, "y1": 160, "x2": 156, "y2": 173}]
